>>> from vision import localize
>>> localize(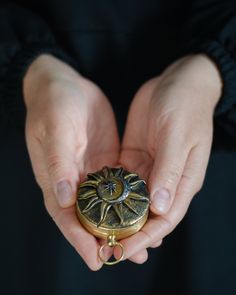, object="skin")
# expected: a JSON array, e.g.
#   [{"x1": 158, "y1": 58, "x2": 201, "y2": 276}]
[
  {"x1": 23, "y1": 53, "x2": 222, "y2": 269},
  {"x1": 23, "y1": 54, "x2": 119, "y2": 270},
  {"x1": 115, "y1": 54, "x2": 222, "y2": 261}
]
